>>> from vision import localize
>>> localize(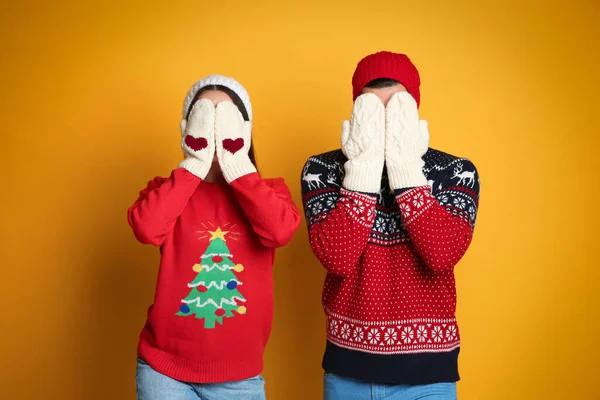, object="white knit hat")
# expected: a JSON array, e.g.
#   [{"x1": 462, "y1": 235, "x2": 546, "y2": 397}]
[{"x1": 182, "y1": 74, "x2": 252, "y2": 122}]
